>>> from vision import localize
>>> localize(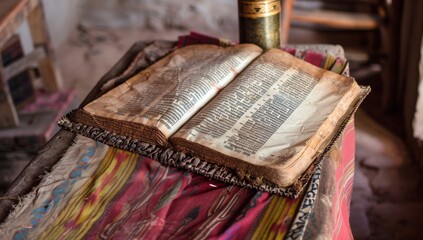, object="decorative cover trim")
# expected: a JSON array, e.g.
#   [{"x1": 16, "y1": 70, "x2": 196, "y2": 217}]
[{"x1": 238, "y1": 0, "x2": 281, "y2": 18}]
